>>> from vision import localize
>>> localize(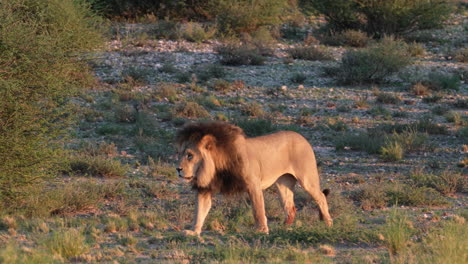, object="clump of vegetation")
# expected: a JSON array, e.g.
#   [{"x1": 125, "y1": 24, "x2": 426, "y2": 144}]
[
  {"x1": 336, "y1": 37, "x2": 412, "y2": 84},
  {"x1": 454, "y1": 48, "x2": 468, "y2": 63},
  {"x1": 241, "y1": 102, "x2": 266, "y2": 117},
  {"x1": 66, "y1": 155, "x2": 128, "y2": 178},
  {"x1": 351, "y1": 182, "x2": 448, "y2": 209},
  {"x1": 179, "y1": 22, "x2": 216, "y2": 43},
  {"x1": 422, "y1": 94, "x2": 443, "y2": 104},
  {"x1": 196, "y1": 64, "x2": 227, "y2": 82},
  {"x1": 410, "y1": 169, "x2": 466, "y2": 195},
  {"x1": 335, "y1": 131, "x2": 384, "y2": 154},
  {"x1": 382, "y1": 209, "x2": 414, "y2": 257},
  {"x1": 287, "y1": 45, "x2": 333, "y2": 61},
  {"x1": 209, "y1": 79, "x2": 239, "y2": 93},
  {"x1": 401, "y1": 220, "x2": 467, "y2": 264},
  {"x1": 154, "y1": 82, "x2": 178, "y2": 101},
  {"x1": 290, "y1": 72, "x2": 307, "y2": 84},
  {"x1": 423, "y1": 72, "x2": 461, "y2": 91},
  {"x1": 234, "y1": 118, "x2": 300, "y2": 137},
  {"x1": 431, "y1": 105, "x2": 450, "y2": 116},
  {"x1": 209, "y1": 0, "x2": 288, "y2": 35},
  {"x1": 411, "y1": 82, "x2": 430, "y2": 96},
  {"x1": 322, "y1": 29, "x2": 370, "y2": 47},
  {"x1": 336, "y1": 128, "x2": 429, "y2": 161},
  {"x1": 0, "y1": 0, "x2": 102, "y2": 204},
  {"x1": 380, "y1": 141, "x2": 404, "y2": 161},
  {"x1": 173, "y1": 102, "x2": 211, "y2": 119},
  {"x1": 114, "y1": 104, "x2": 138, "y2": 123},
  {"x1": 368, "y1": 105, "x2": 392, "y2": 119},
  {"x1": 216, "y1": 43, "x2": 266, "y2": 66},
  {"x1": 44, "y1": 228, "x2": 90, "y2": 259},
  {"x1": 310, "y1": 0, "x2": 453, "y2": 37},
  {"x1": 122, "y1": 66, "x2": 156, "y2": 84},
  {"x1": 407, "y1": 41, "x2": 426, "y2": 57},
  {"x1": 376, "y1": 91, "x2": 401, "y2": 104}
]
